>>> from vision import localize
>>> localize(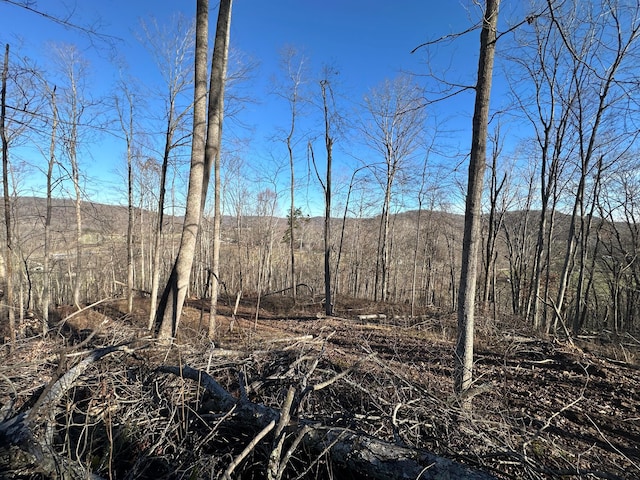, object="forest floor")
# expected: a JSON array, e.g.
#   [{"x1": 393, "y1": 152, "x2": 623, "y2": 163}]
[{"x1": 1, "y1": 294, "x2": 639, "y2": 479}]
